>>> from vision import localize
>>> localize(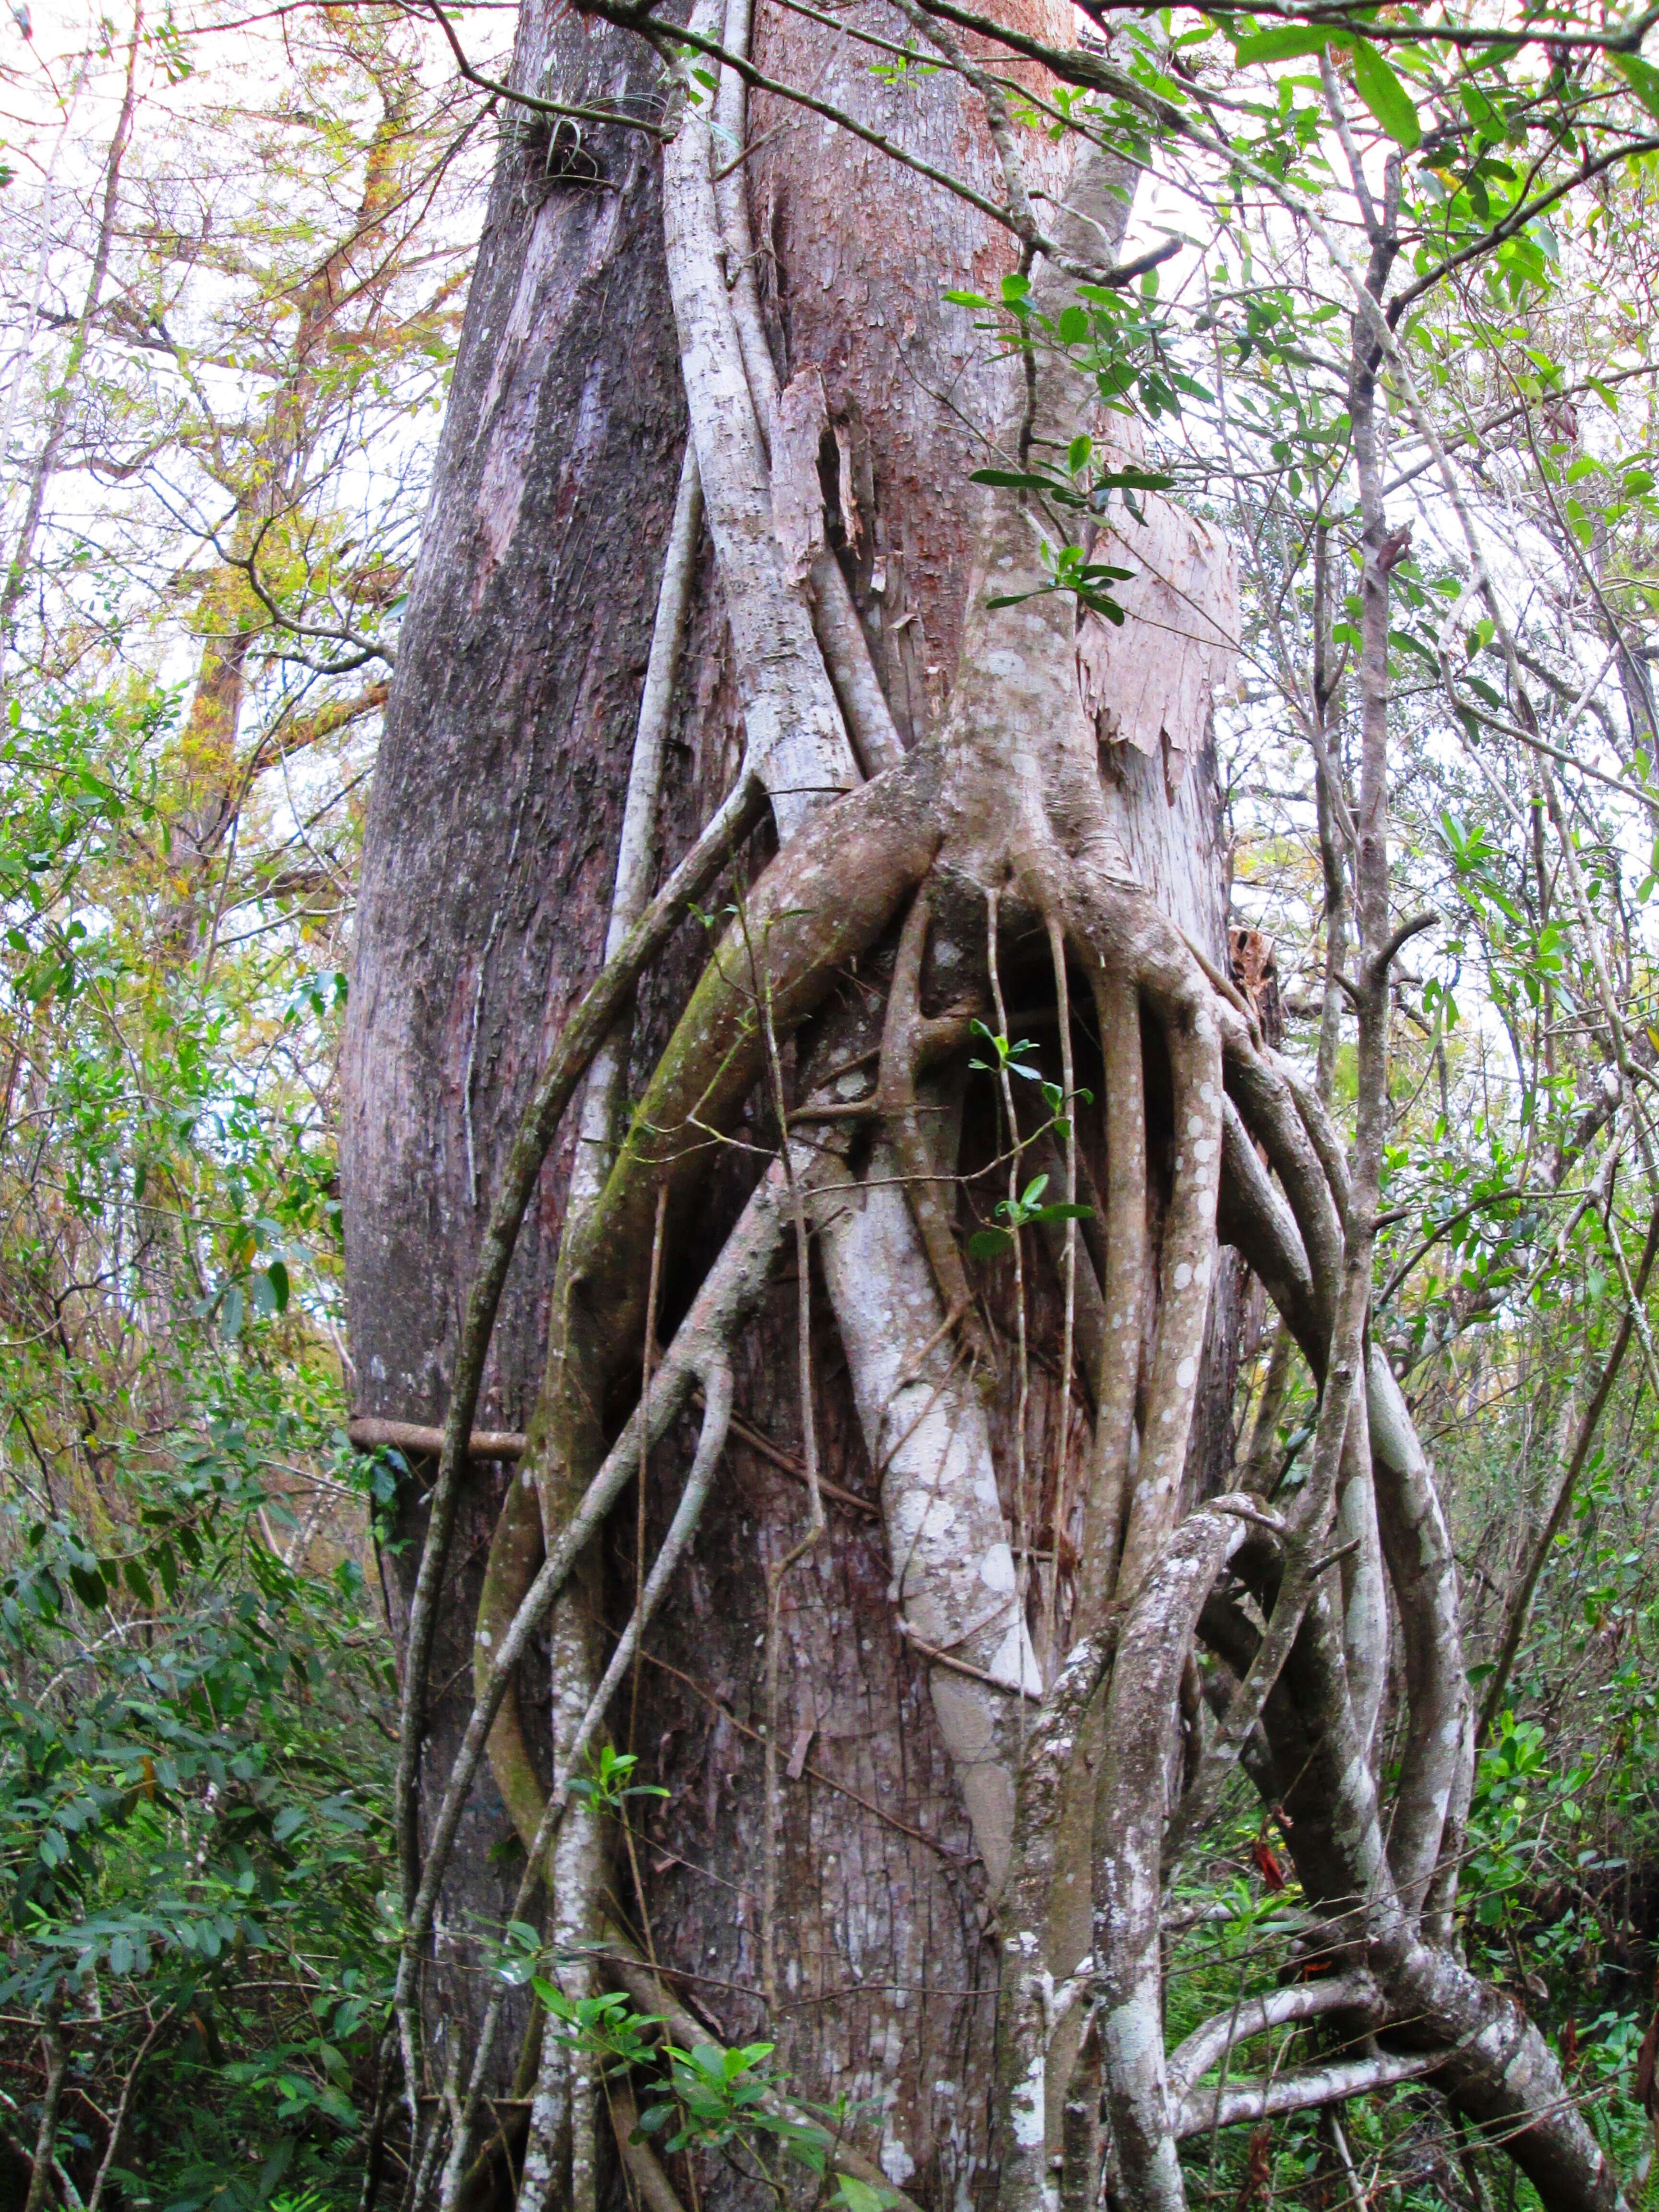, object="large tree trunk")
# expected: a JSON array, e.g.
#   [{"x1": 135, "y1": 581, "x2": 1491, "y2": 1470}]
[
  {"x1": 344, "y1": 3, "x2": 1236, "y2": 2199},
  {"x1": 342, "y1": 8, "x2": 695, "y2": 2079},
  {"x1": 341, "y1": 15, "x2": 1635, "y2": 2212}
]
